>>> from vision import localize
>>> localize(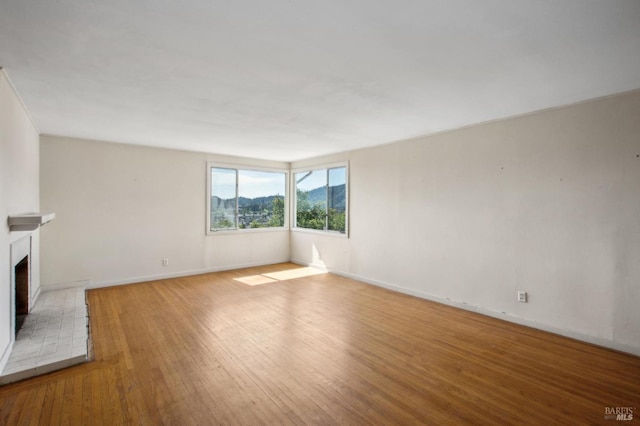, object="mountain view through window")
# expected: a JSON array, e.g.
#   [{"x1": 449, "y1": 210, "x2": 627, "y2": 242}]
[
  {"x1": 295, "y1": 166, "x2": 346, "y2": 233},
  {"x1": 211, "y1": 168, "x2": 286, "y2": 231}
]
